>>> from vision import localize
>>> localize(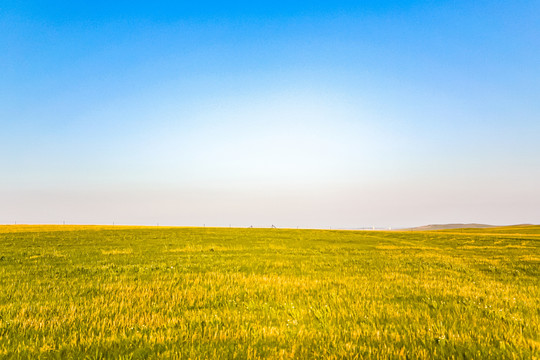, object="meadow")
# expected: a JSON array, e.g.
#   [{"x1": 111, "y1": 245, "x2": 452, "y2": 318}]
[{"x1": 0, "y1": 225, "x2": 539, "y2": 359}]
